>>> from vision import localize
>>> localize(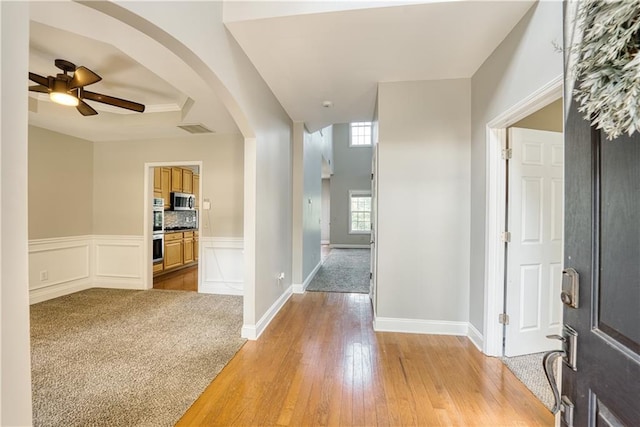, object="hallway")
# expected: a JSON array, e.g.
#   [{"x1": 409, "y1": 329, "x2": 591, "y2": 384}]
[{"x1": 178, "y1": 292, "x2": 552, "y2": 426}]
